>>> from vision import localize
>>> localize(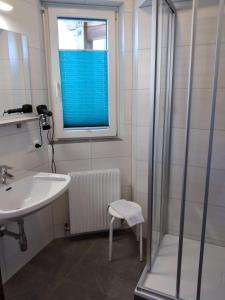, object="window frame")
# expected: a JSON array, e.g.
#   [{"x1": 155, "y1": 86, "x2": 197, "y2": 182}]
[{"x1": 48, "y1": 6, "x2": 117, "y2": 139}]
